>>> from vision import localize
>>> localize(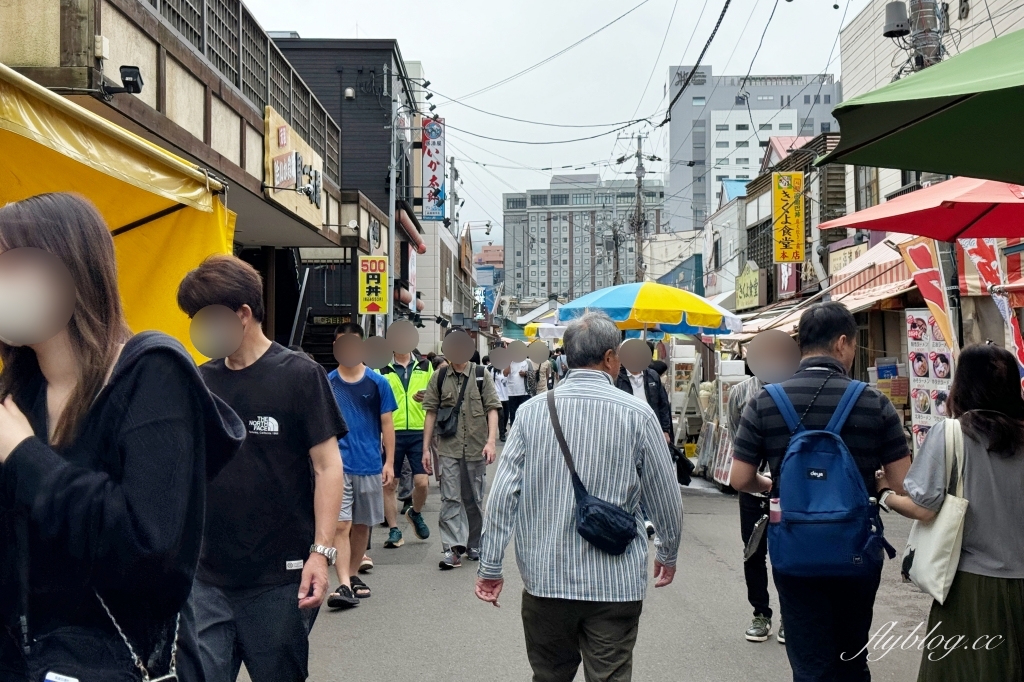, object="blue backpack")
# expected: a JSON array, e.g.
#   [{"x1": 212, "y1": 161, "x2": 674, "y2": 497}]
[{"x1": 764, "y1": 380, "x2": 896, "y2": 577}]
